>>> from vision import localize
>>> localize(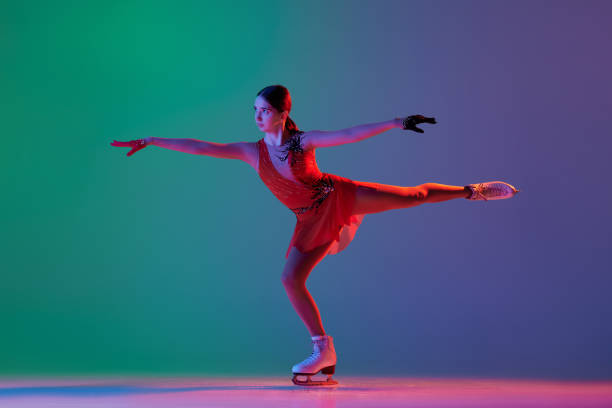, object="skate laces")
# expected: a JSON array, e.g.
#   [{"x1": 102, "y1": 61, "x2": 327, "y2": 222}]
[
  {"x1": 304, "y1": 351, "x2": 319, "y2": 364},
  {"x1": 470, "y1": 184, "x2": 489, "y2": 201},
  {"x1": 301, "y1": 347, "x2": 321, "y2": 365},
  {"x1": 302, "y1": 338, "x2": 327, "y2": 362}
]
